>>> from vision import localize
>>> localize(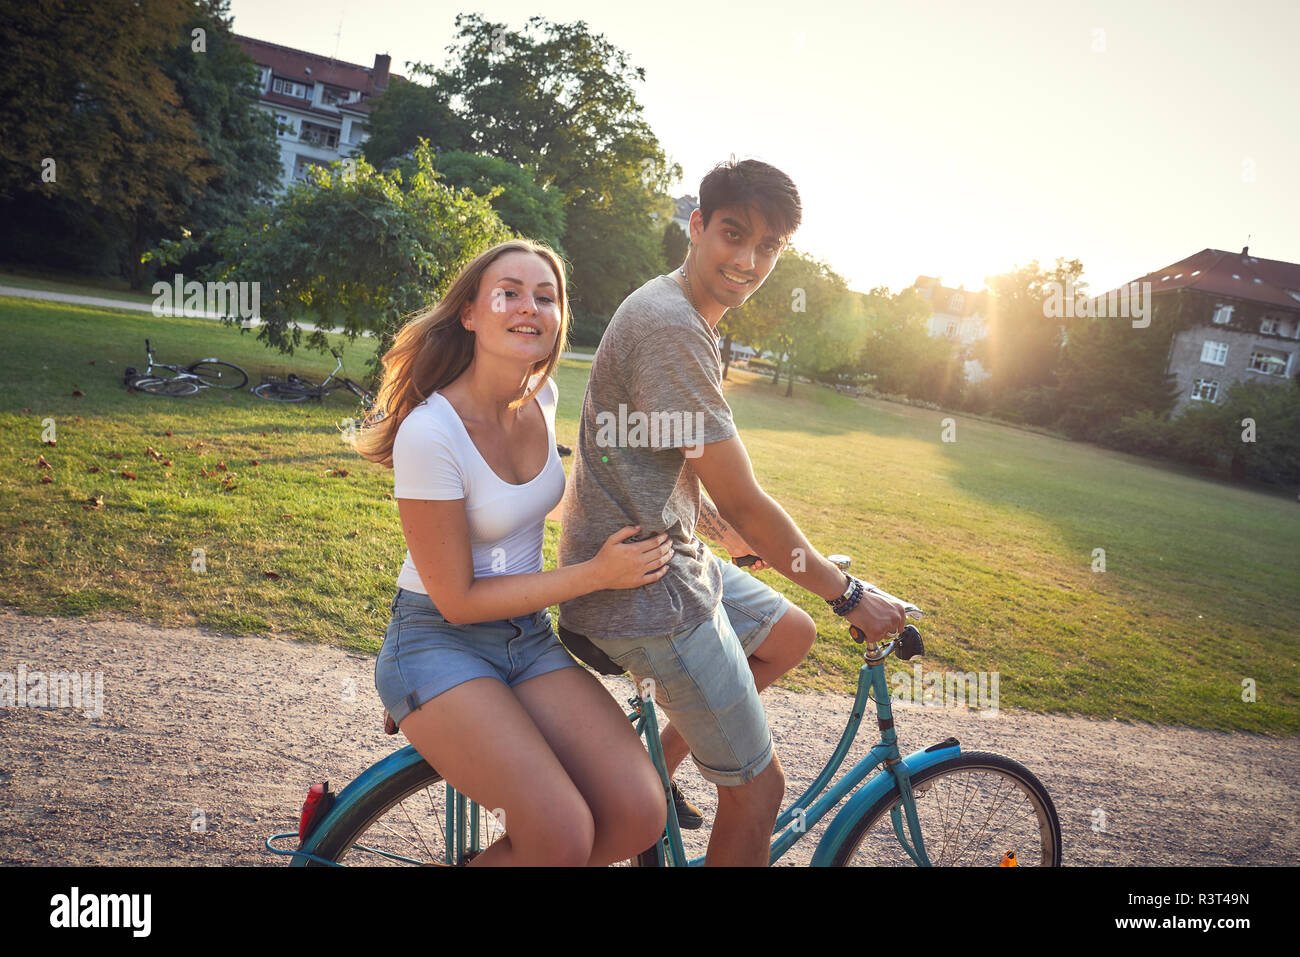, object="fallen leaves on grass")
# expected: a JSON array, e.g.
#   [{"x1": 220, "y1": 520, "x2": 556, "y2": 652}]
[
  {"x1": 71, "y1": 390, "x2": 84, "y2": 397},
  {"x1": 37, "y1": 455, "x2": 52, "y2": 470},
  {"x1": 119, "y1": 471, "x2": 137, "y2": 480},
  {"x1": 88, "y1": 465, "x2": 100, "y2": 473},
  {"x1": 40, "y1": 475, "x2": 53, "y2": 484},
  {"x1": 325, "y1": 468, "x2": 350, "y2": 478},
  {"x1": 263, "y1": 570, "x2": 282, "y2": 580}
]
